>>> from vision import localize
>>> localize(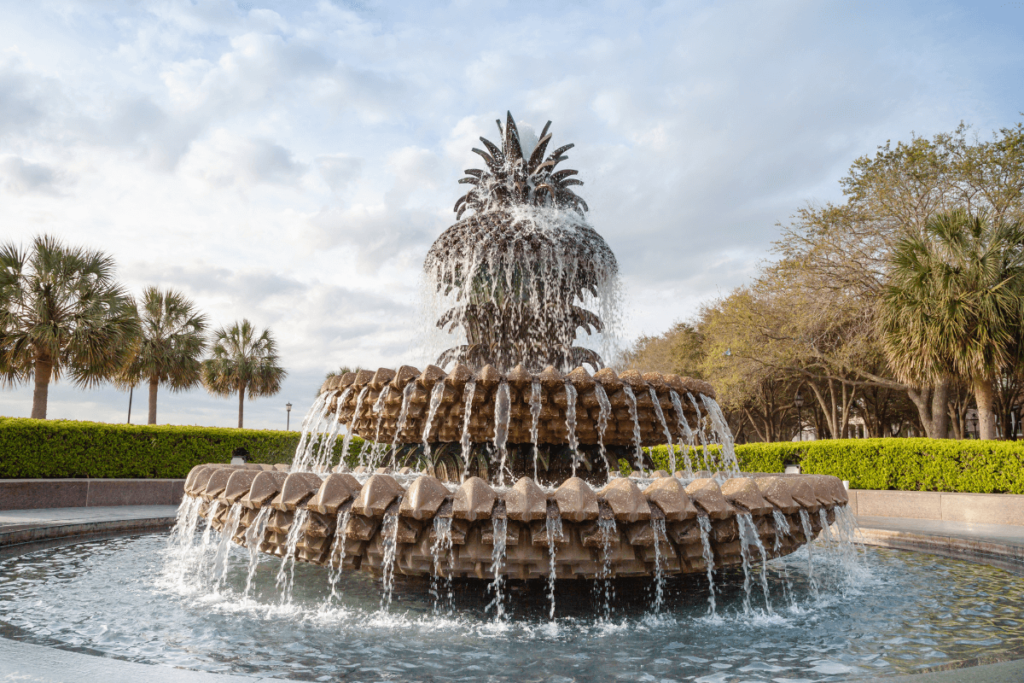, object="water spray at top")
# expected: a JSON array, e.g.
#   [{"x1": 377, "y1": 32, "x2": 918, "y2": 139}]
[{"x1": 425, "y1": 112, "x2": 619, "y2": 373}]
